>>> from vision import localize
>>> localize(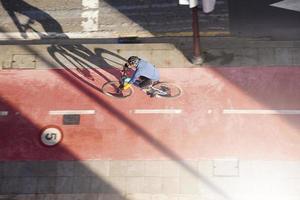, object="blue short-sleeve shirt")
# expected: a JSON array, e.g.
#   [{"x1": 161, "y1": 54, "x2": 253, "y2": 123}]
[{"x1": 129, "y1": 59, "x2": 160, "y2": 84}]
